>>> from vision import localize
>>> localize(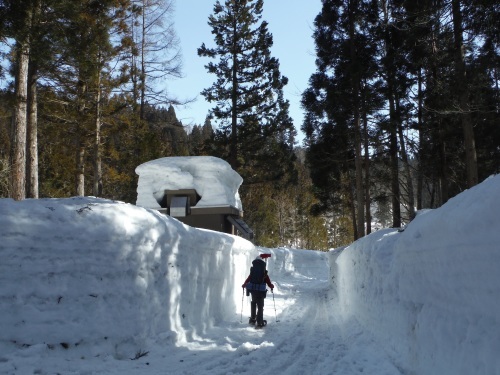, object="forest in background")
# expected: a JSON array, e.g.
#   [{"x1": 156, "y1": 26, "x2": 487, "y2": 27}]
[
  {"x1": 0, "y1": 0, "x2": 498, "y2": 250},
  {"x1": 302, "y1": 0, "x2": 499, "y2": 240}
]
